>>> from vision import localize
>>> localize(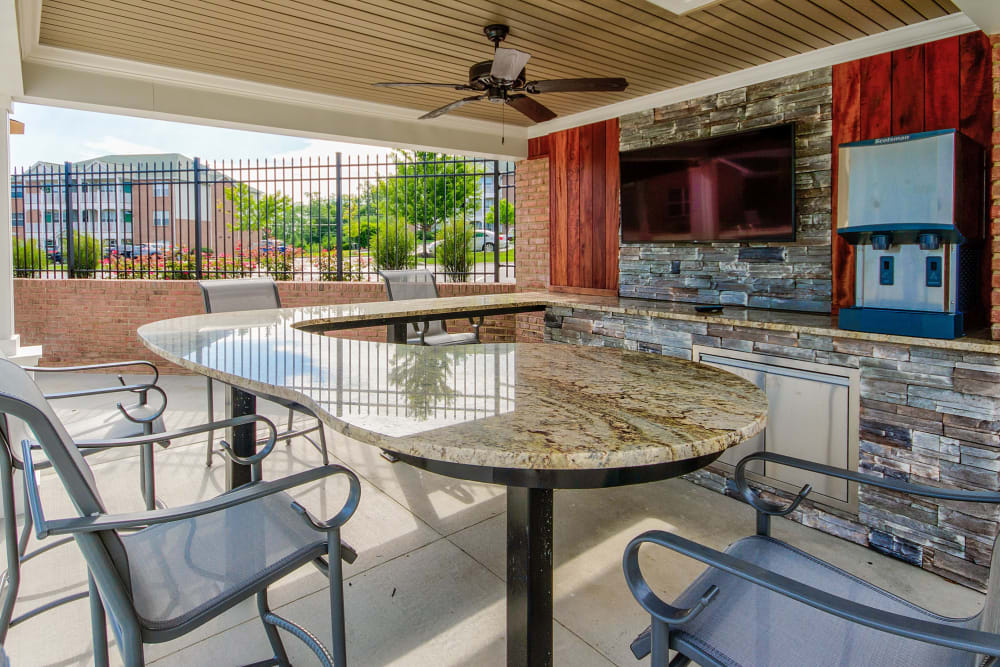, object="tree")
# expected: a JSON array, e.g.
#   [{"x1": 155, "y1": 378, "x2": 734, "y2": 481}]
[
  {"x1": 485, "y1": 199, "x2": 514, "y2": 235},
  {"x1": 222, "y1": 183, "x2": 295, "y2": 240},
  {"x1": 360, "y1": 151, "x2": 484, "y2": 240}
]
